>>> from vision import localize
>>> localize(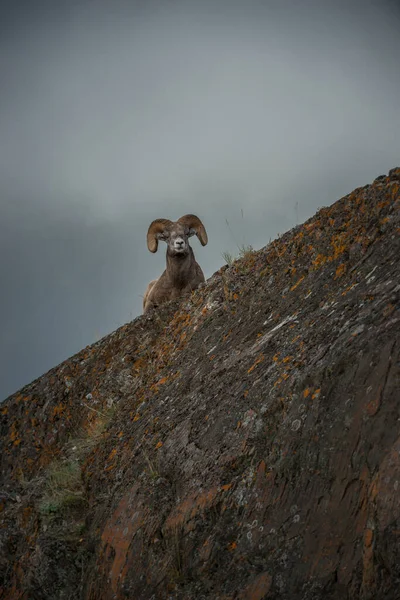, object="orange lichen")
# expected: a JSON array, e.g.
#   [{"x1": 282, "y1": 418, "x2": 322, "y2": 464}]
[
  {"x1": 312, "y1": 254, "x2": 327, "y2": 268},
  {"x1": 342, "y1": 284, "x2": 357, "y2": 296},
  {"x1": 107, "y1": 448, "x2": 117, "y2": 461},
  {"x1": 52, "y1": 404, "x2": 65, "y2": 417},
  {"x1": 228, "y1": 541, "x2": 237, "y2": 551},
  {"x1": 335, "y1": 264, "x2": 346, "y2": 279},
  {"x1": 330, "y1": 234, "x2": 347, "y2": 259},
  {"x1": 132, "y1": 357, "x2": 145, "y2": 372},
  {"x1": 248, "y1": 354, "x2": 265, "y2": 374},
  {"x1": 377, "y1": 200, "x2": 390, "y2": 211},
  {"x1": 9, "y1": 422, "x2": 19, "y2": 442},
  {"x1": 291, "y1": 275, "x2": 305, "y2": 291}
]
